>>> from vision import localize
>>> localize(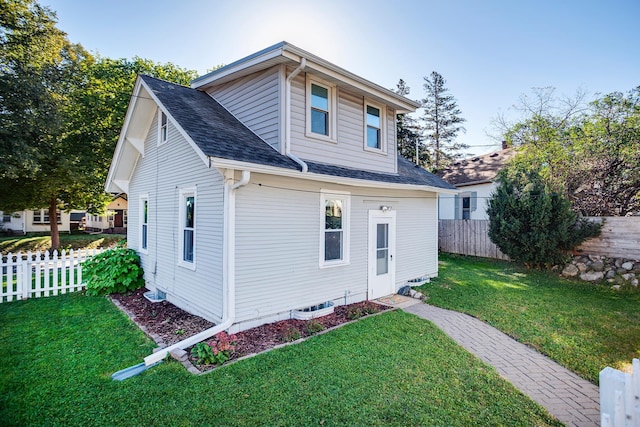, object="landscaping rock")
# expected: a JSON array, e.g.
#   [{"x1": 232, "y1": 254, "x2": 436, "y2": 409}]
[
  {"x1": 605, "y1": 269, "x2": 616, "y2": 279},
  {"x1": 562, "y1": 264, "x2": 579, "y2": 277},
  {"x1": 632, "y1": 279, "x2": 639, "y2": 287},
  {"x1": 611, "y1": 285, "x2": 621, "y2": 291},
  {"x1": 397, "y1": 286, "x2": 411, "y2": 296},
  {"x1": 622, "y1": 262, "x2": 634, "y2": 271},
  {"x1": 591, "y1": 261, "x2": 605, "y2": 272},
  {"x1": 579, "y1": 271, "x2": 604, "y2": 282},
  {"x1": 615, "y1": 259, "x2": 623, "y2": 268},
  {"x1": 576, "y1": 263, "x2": 588, "y2": 273},
  {"x1": 621, "y1": 273, "x2": 635, "y2": 281}
]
